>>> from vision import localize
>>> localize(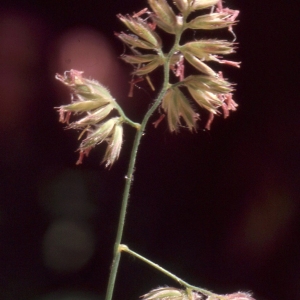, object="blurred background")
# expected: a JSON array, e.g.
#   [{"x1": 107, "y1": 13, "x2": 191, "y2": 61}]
[{"x1": 0, "y1": 0, "x2": 298, "y2": 299}]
